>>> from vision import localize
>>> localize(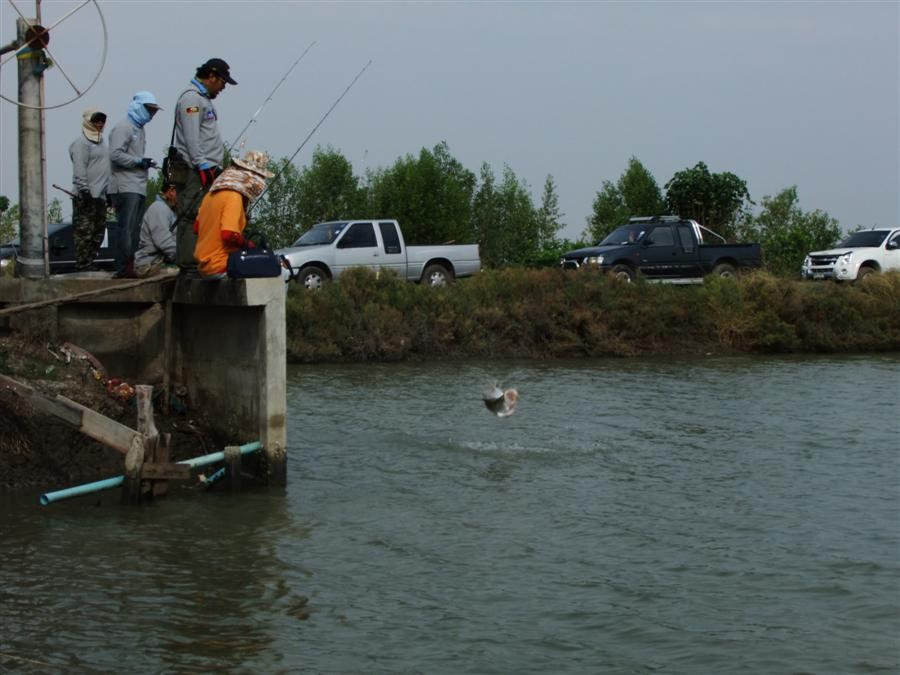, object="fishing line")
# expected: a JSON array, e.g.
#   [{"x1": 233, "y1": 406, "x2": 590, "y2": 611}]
[
  {"x1": 250, "y1": 59, "x2": 373, "y2": 213},
  {"x1": 227, "y1": 41, "x2": 316, "y2": 155}
]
